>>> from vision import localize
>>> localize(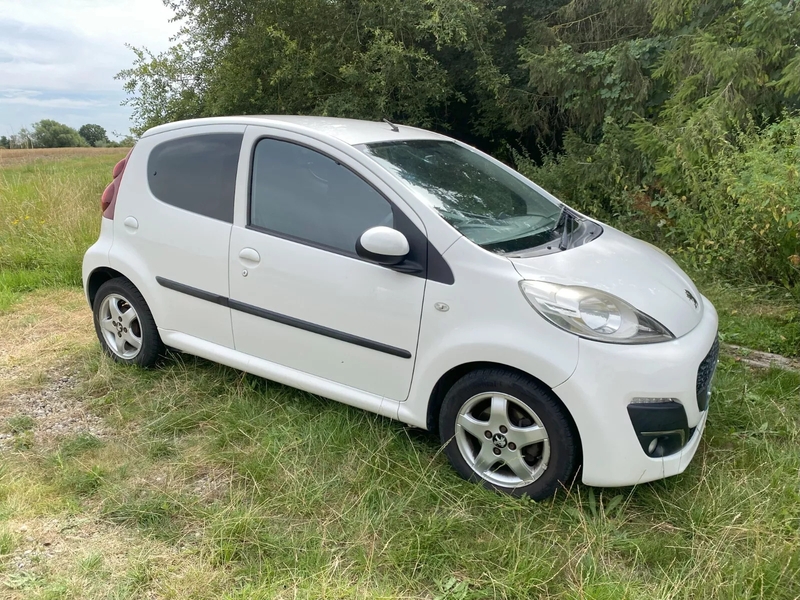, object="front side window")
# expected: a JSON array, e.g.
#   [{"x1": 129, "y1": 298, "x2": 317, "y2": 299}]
[
  {"x1": 250, "y1": 138, "x2": 393, "y2": 255},
  {"x1": 360, "y1": 140, "x2": 563, "y2": 253},
  {"x1": 148, "y1": 133, "x2": 242, "y2": 222}
]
